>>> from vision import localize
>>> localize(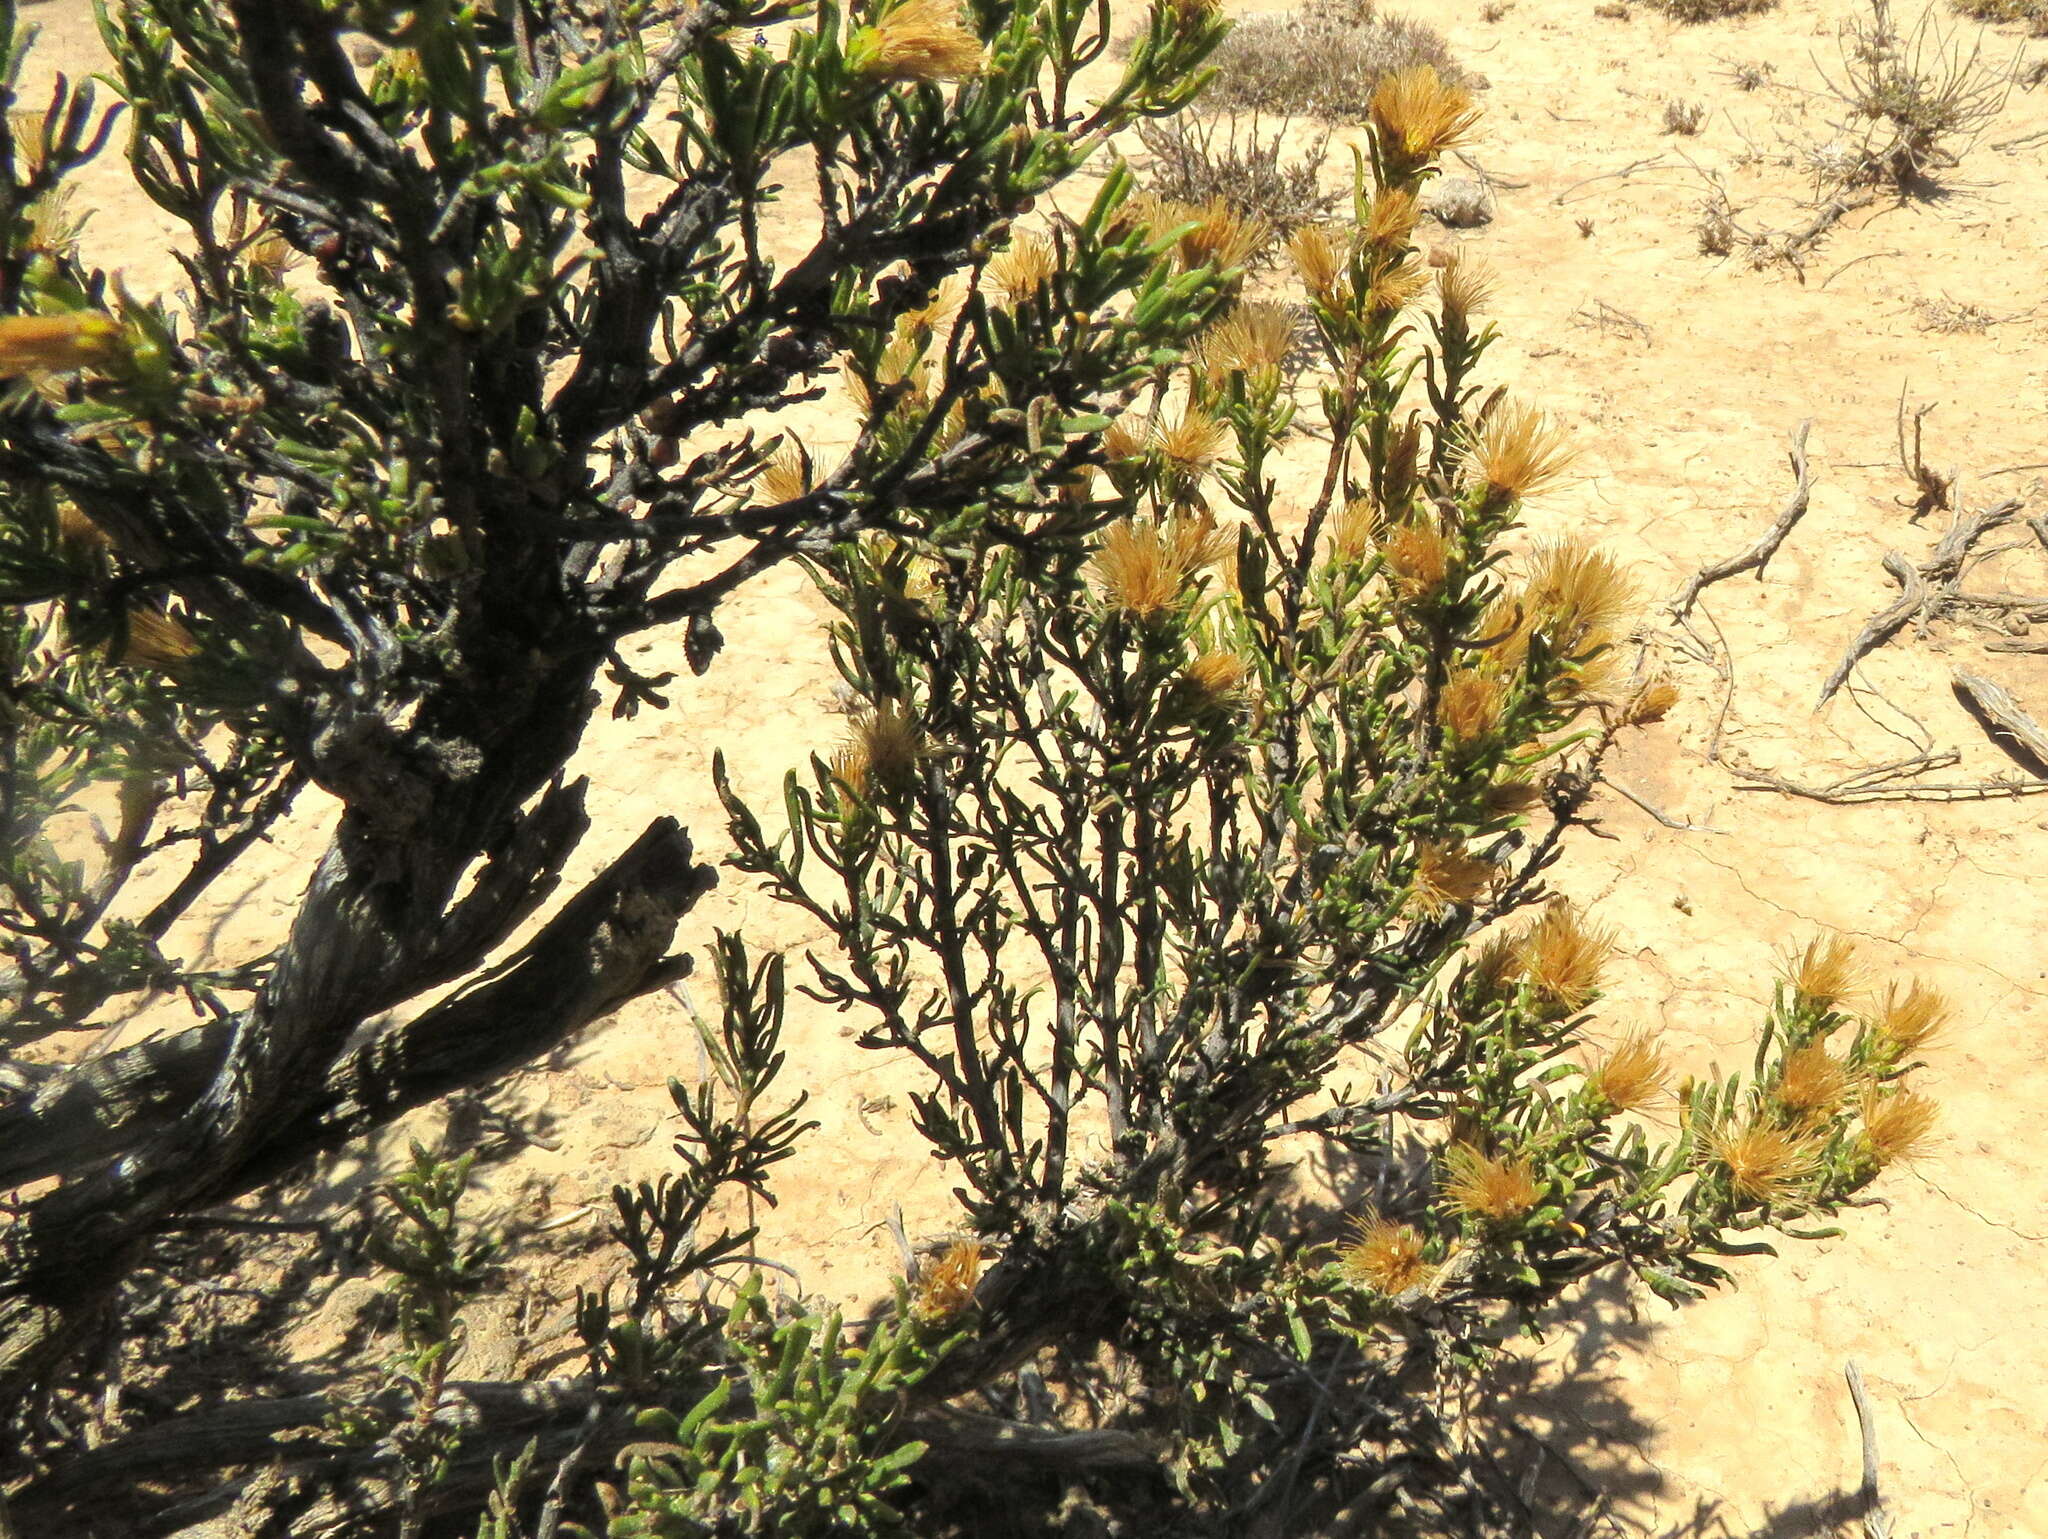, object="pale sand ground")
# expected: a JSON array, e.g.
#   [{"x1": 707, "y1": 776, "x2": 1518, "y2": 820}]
[{"x1": 14, "y1": 0, "x2": 2048, "y2": 1531}]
